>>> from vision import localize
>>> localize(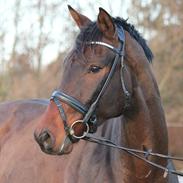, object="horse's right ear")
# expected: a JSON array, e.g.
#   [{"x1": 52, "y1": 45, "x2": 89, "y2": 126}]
[{"x1": 68, "y1": 5, "x2": 92, "y2": 29}]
